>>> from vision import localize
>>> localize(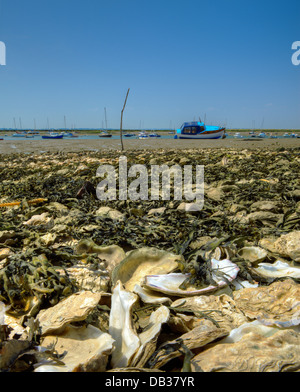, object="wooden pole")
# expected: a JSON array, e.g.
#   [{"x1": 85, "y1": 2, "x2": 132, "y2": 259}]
[{"x1": 120, "y1": 88, "x2": 130, "y2": 151}]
